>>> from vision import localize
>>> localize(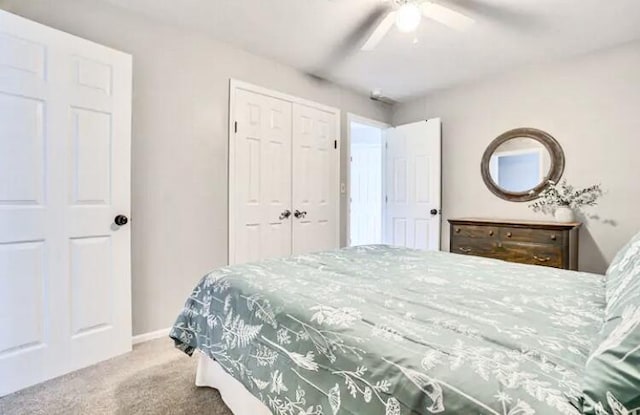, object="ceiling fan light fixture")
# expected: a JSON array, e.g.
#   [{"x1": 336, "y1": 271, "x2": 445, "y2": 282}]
[{"x1": 395, "y1": 3, "x2": 421, "y2": 33}]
